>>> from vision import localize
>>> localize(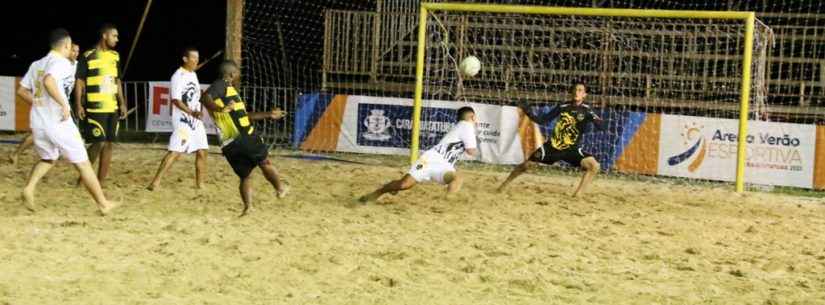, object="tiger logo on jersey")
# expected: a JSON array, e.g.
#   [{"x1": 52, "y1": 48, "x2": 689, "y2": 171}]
[{"x1": 550, "y1": 112, "x2": 580, "y2": 150}]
